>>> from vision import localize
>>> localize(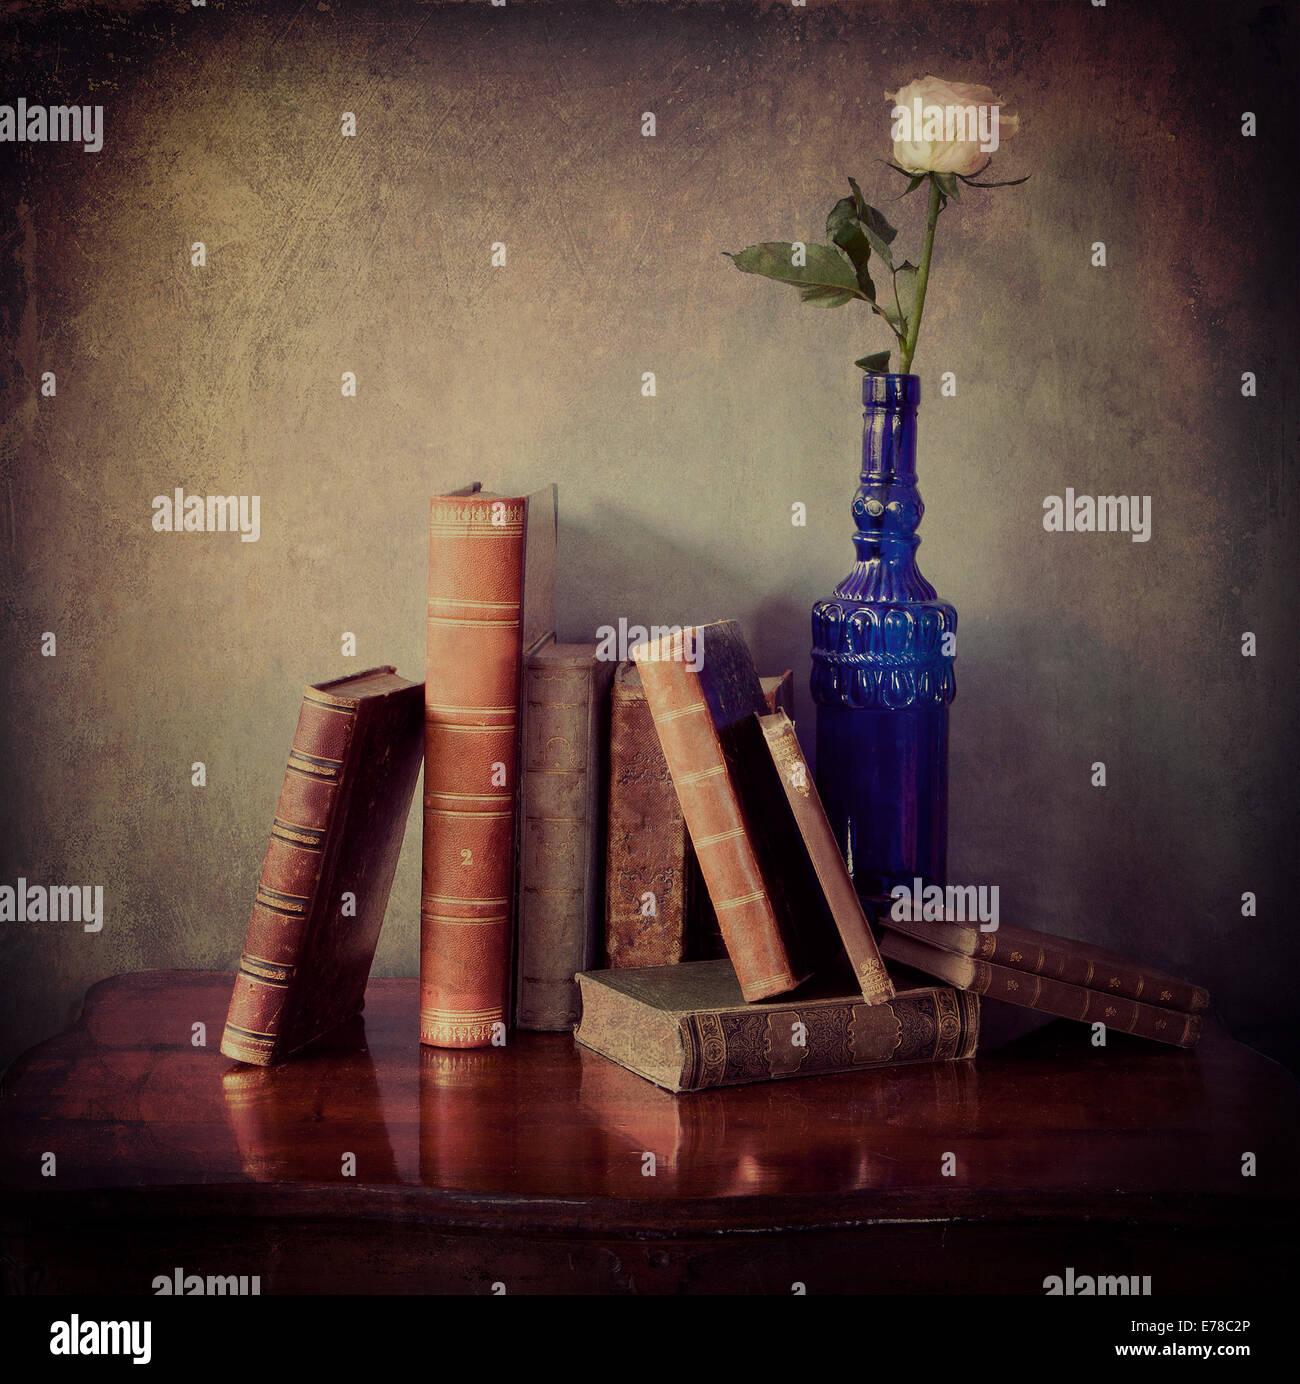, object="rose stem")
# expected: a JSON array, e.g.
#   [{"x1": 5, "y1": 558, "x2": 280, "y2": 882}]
[{"x1": 899, "y1": 173, "x2": 943, "y2": 376}]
